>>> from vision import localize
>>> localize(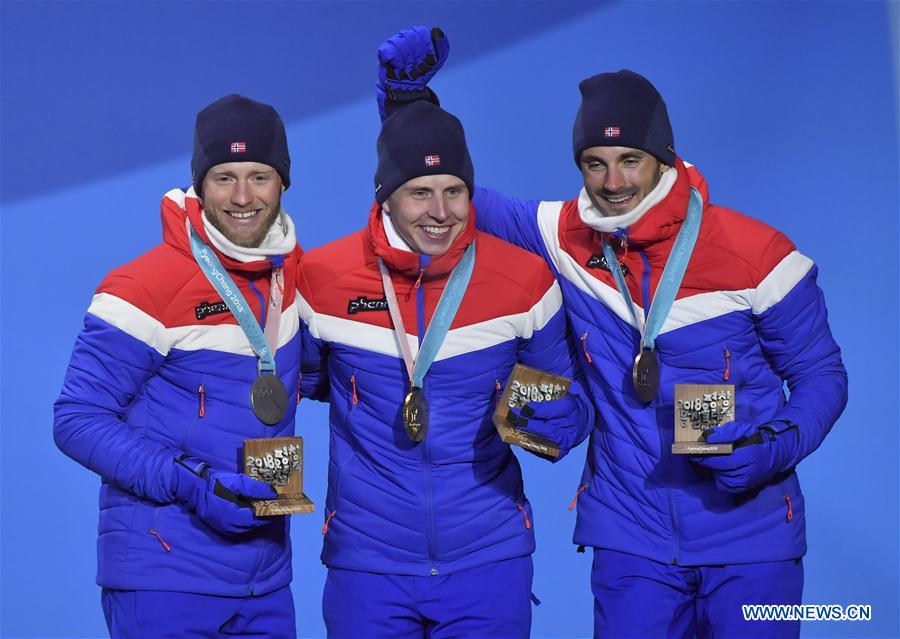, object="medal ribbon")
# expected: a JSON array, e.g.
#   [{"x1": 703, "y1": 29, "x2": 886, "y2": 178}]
[
  {"x1": 378, "y1": 242, "x2": 476, "y2": 388},
  {"x1": 600, "y1": 188, "x2": 703, "y2": 350},
  {"x1": 189, "y1": 226, "x2": 279, "y2": 373},
  {"x1": 263, "y1": 265, "x2": 284, "y2": 355}
]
